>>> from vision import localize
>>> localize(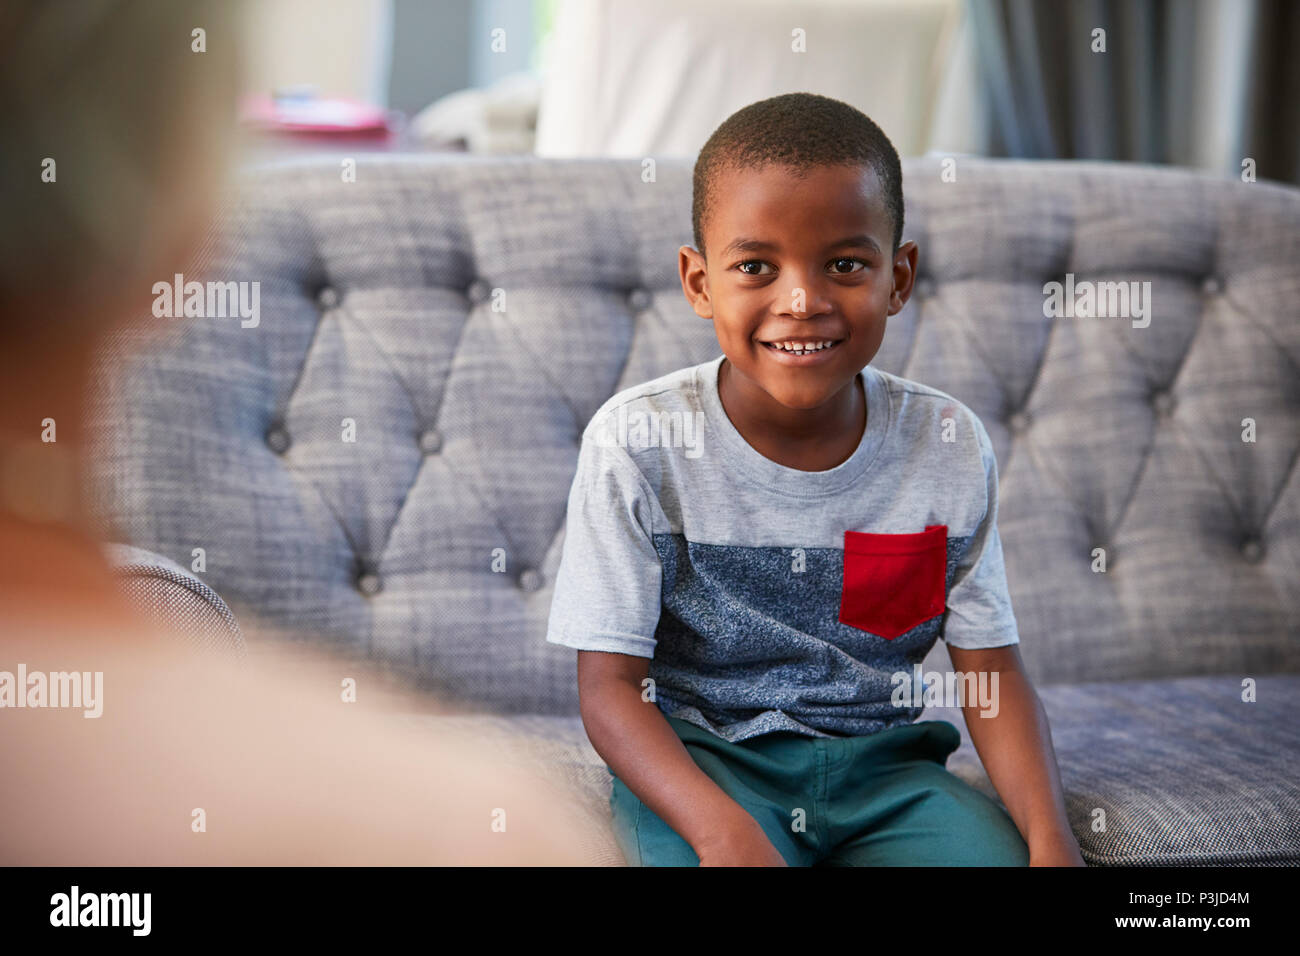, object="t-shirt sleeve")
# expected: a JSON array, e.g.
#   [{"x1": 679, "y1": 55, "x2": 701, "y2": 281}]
[
  {"x1": 544, "y1": 429, "x2": 663, "y2": 658},
  {"x1": 942, "y1": 413, "x2": 1021, "y2": 649}
]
